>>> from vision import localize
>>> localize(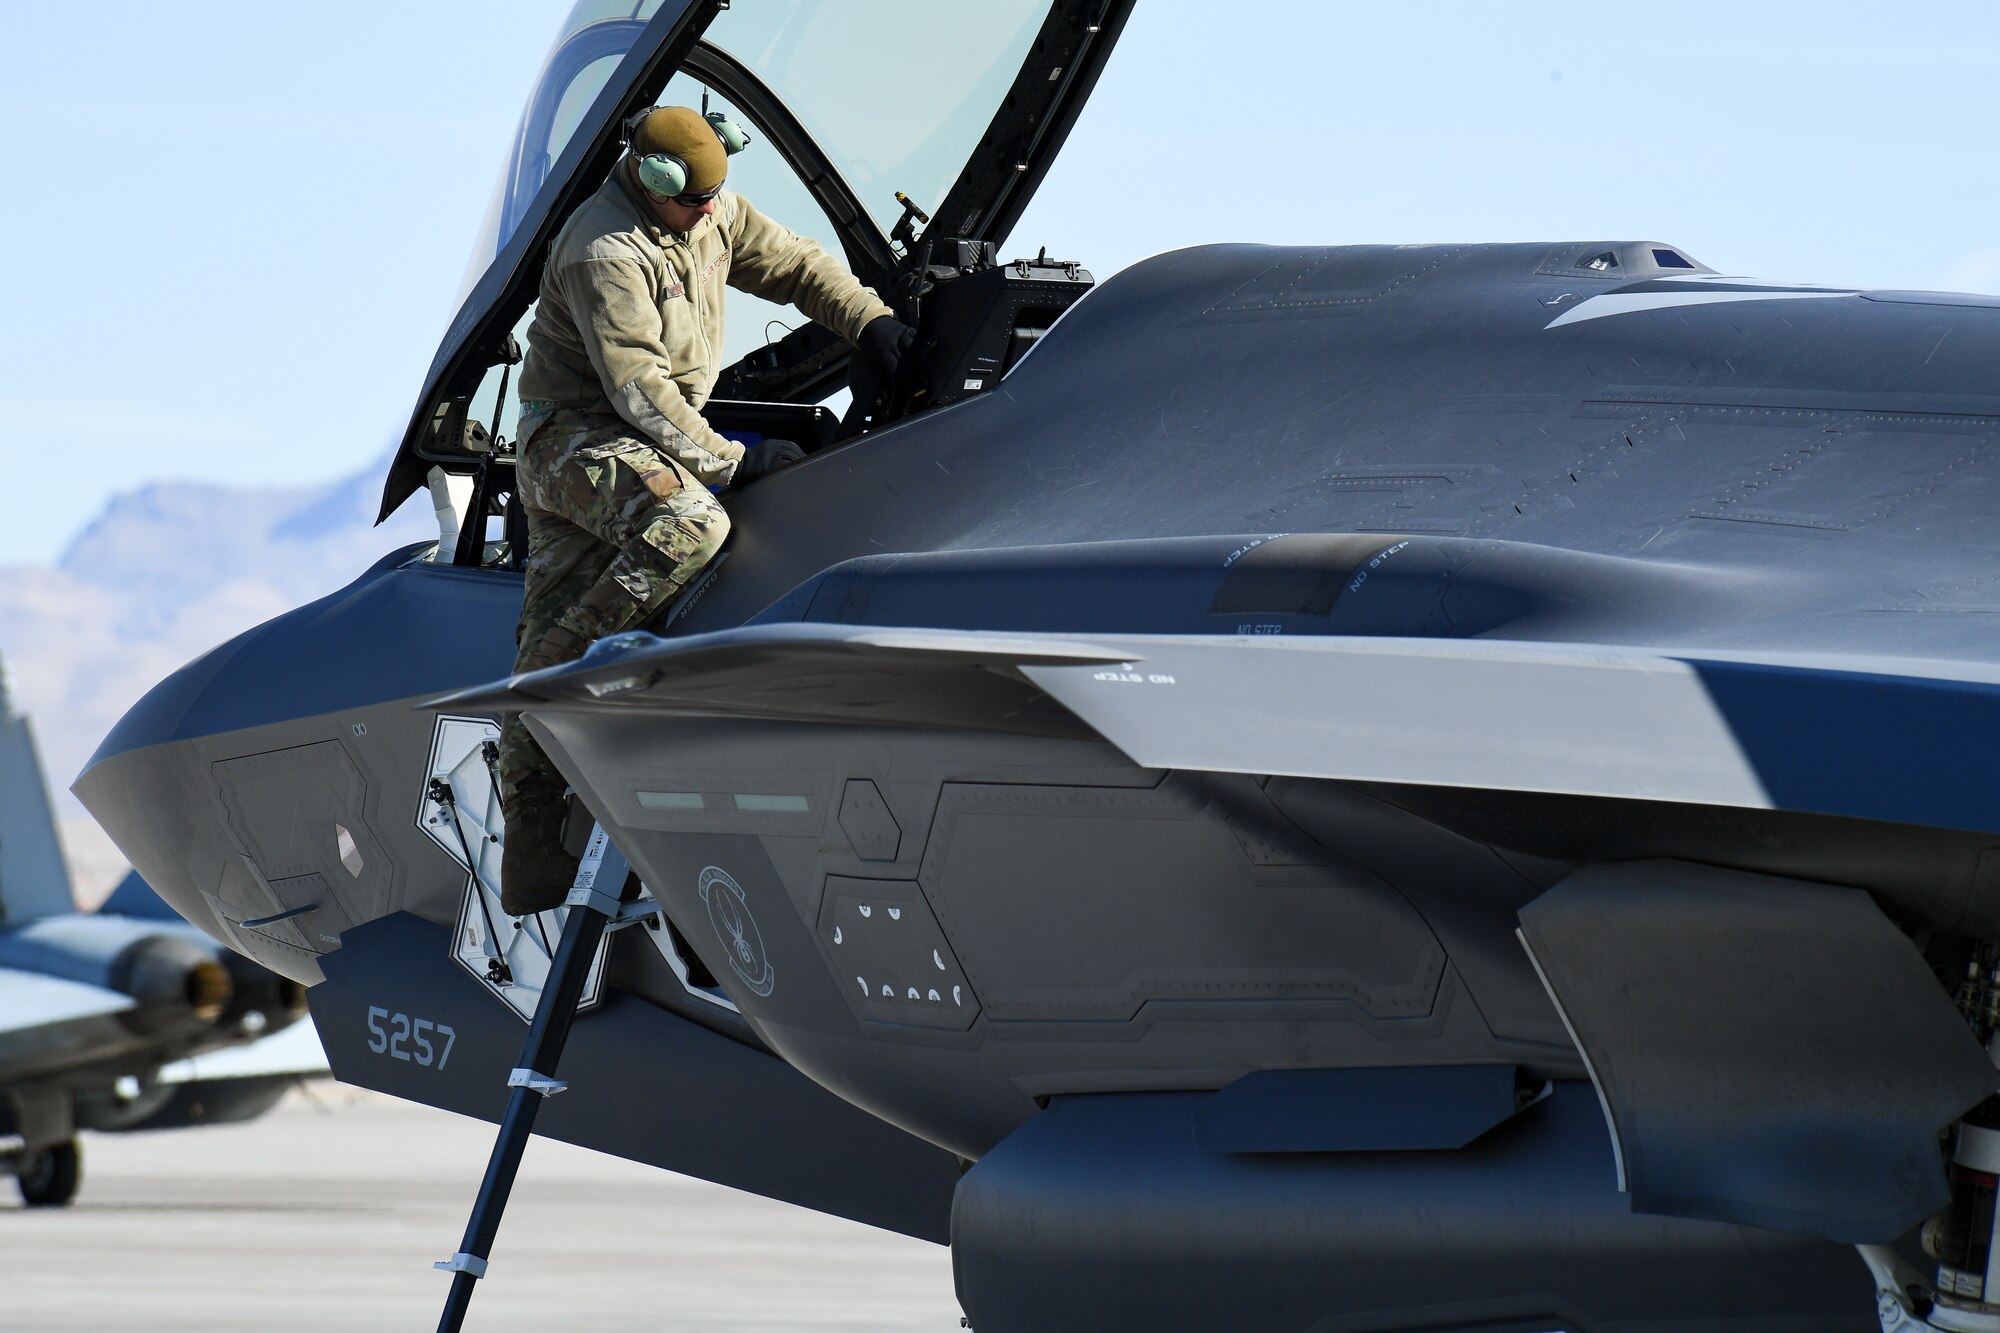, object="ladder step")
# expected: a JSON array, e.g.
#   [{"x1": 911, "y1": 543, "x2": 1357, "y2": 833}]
[
  {"x1": 507, "y1": 1067, "x2": 568, "y2": 1097},
  {"x1": 433, "y1": 824, "x2": 631, "y2": 1333}
]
